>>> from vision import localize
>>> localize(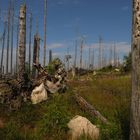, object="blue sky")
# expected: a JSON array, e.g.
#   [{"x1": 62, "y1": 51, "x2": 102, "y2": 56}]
[{"x1": 0, "y1": 0, "x2": 132, "y2": 68}]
